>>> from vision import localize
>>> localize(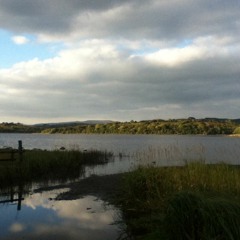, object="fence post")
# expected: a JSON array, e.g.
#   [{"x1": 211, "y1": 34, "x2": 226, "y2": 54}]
[{"x1": 18, "y1": 140, "x2": 23, "y2": 162}]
